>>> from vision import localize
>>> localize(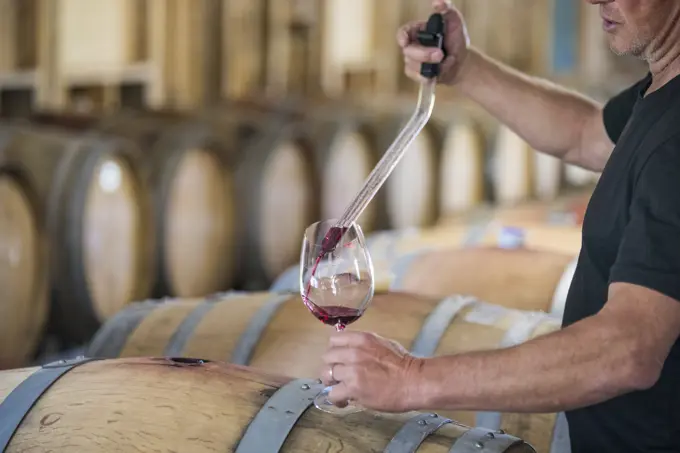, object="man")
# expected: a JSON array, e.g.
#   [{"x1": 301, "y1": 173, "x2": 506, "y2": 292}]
[{"x1": 319, "y1": 1, "x2": 680, "y2": 451}]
